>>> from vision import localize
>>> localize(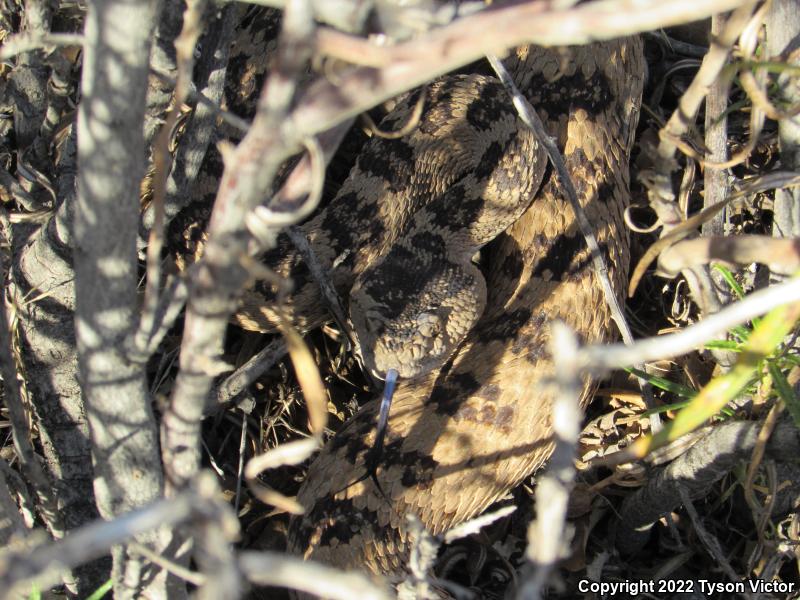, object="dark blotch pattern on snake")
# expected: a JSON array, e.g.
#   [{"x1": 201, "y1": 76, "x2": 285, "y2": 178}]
[
  {"x1": 282, "y1": 40, "x2": 644, "y2": 577},
  {"x1": 174, "y1": 19, "x2": 644, "y2": 581}
]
